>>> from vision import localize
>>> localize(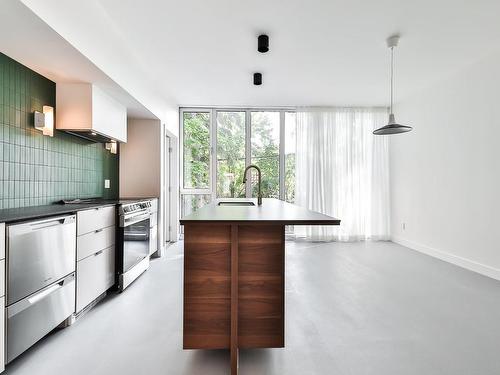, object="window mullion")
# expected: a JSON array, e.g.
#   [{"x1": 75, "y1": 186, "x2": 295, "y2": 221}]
[
  {"x1": 279, "y1": 110, "x2": 285, "y2": 201},
  {"x1": 211, "y1": 108, "x2": 217, "y2": 200},
  {"x1": 245, "y1": 110, "x2": 251, "y2": 198}
]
